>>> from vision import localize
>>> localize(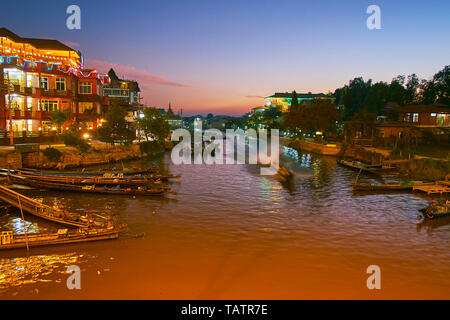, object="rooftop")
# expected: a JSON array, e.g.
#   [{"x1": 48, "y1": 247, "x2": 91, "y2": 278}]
[
  {"x1": 0, "y1": 27, "x2": 78, "y2": 52},
  {"x1": 399, "y1": 104, "x2": 450, "y2": 114},
  {"x1": 266, "y1": 92, "x2": 330, "y2": 99}
]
